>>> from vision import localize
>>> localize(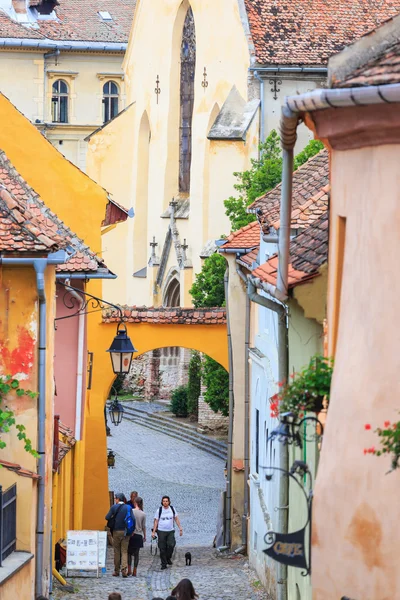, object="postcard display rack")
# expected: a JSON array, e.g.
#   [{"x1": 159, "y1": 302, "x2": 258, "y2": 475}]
[{"x1": 66, "y1": 530, "x2": 107, "y2": 578}]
